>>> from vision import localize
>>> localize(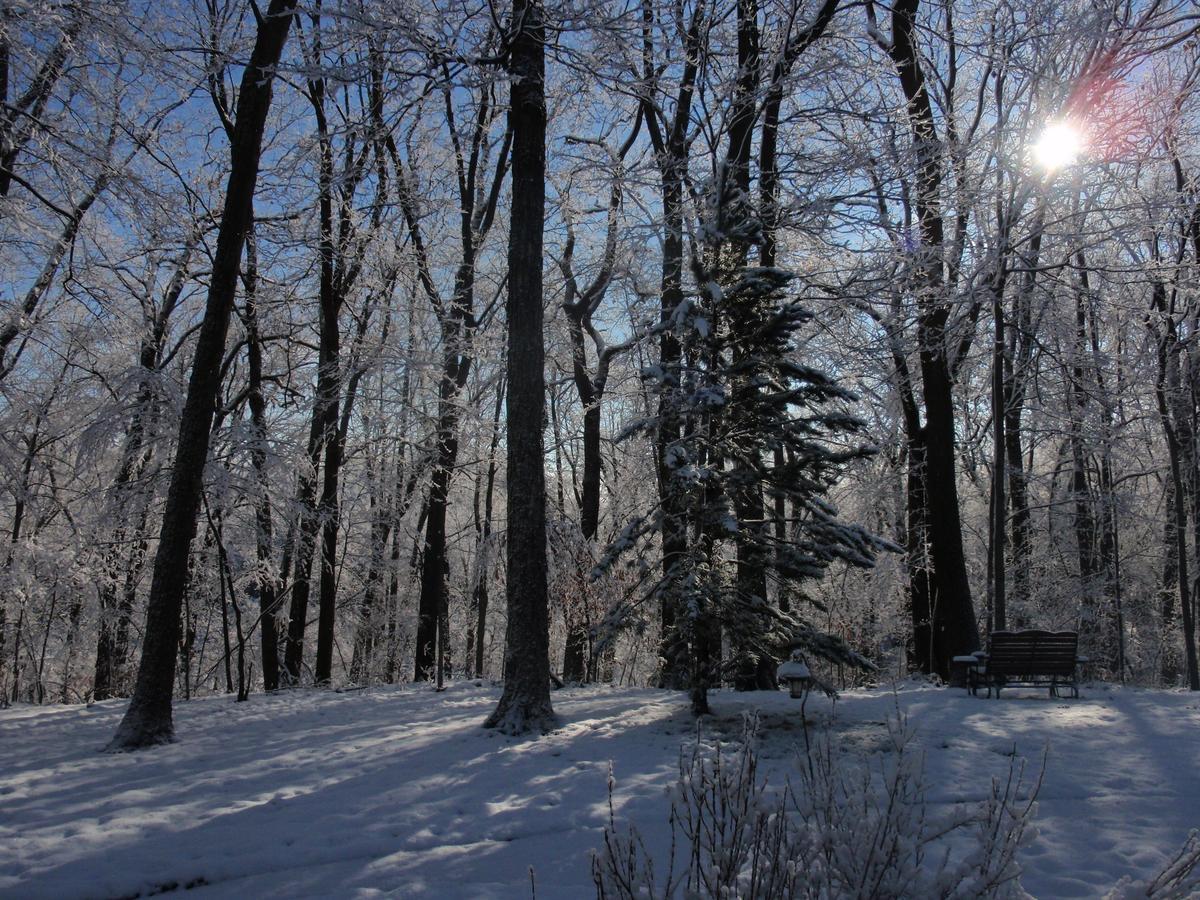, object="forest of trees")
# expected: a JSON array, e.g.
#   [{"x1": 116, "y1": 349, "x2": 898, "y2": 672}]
[{"x1": 2, "y1": 0, "x2": 1200, "y2": 743}]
